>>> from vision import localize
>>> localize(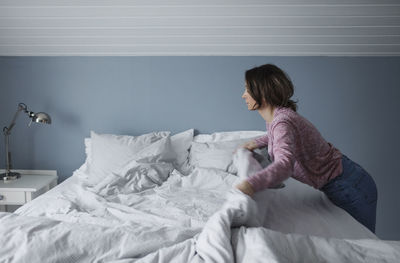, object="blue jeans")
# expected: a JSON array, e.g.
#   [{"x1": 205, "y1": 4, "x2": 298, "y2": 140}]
[{"x1": 321, "y1": 155, "x2": 378, "y2": 233}]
